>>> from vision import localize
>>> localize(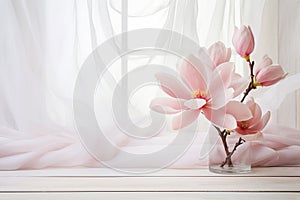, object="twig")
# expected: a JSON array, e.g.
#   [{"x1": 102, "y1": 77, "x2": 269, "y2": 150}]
[
  {"x1": 241, "y1": 60, "x2": 256, "y2": 103},
  {"x1": 214, "y1": 125, "x2": 233, "y2": 167},
  {"x1": 220, "y1": 137, "x2": 245, "y2": 167}
]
